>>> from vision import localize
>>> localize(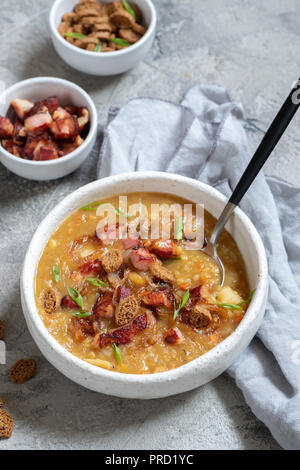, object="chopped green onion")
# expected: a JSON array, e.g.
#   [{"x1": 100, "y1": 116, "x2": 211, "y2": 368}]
[
  {"x1": 80, "y1": 202, "x2": 130, "y2": 218},
  {"x1": 218, "y1": 288, "x2": 256, "y2": 311},
  {"x1": 112, "y1": 343, "x2": 122, "y2": 364},
  {"x1": 218, "y1": 303, "x2": 243, "y2": 311},
  {"x1": 173, "y1": 290, "x2": 190, "y2": 320},
  {"x1": 122, "y1": 0, "x2": 136, "y2": 20},
  {"x1": 52, "y1": 264, "x2": 61, "y2": 283},
  {"x1": 71, "y1": 310, "x2": 92, "y2": 319},
  {"x1": 175, "y1": 216, "x2": 184, "y2": 240},
  {"x1": 242, "y1": 288, "x2": 256, "y2": 304},
  {"x1": 115, "y1": 208, "x2": 131, "y2": 219},
  {"x1": 67, "y1": 287, "x2": 84, "y2": 310},
  {"x1": 87, "y1": 278, "x2": 108, "y2": 288},
  {"x1": 109, "y1": 37, "x2": 131, "y2": 47},
  {"x1": 64, "y1": 32, "x2": 88, "y2": 39},
  {"x1": 80, "y1": 202, "x2": 106, "y2": 211},
  {"x1": 94, "y1": 42, "x2": 102, "y2": 52}
]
